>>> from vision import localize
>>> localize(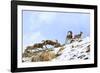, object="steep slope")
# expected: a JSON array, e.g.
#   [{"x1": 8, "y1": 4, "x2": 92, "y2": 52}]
[
  {"x1": 52, "y1": 37, "x2": 90, "y2": 61},
  {"x1": 22, "y1": 37, "x2": 90, "y2": 62}
]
